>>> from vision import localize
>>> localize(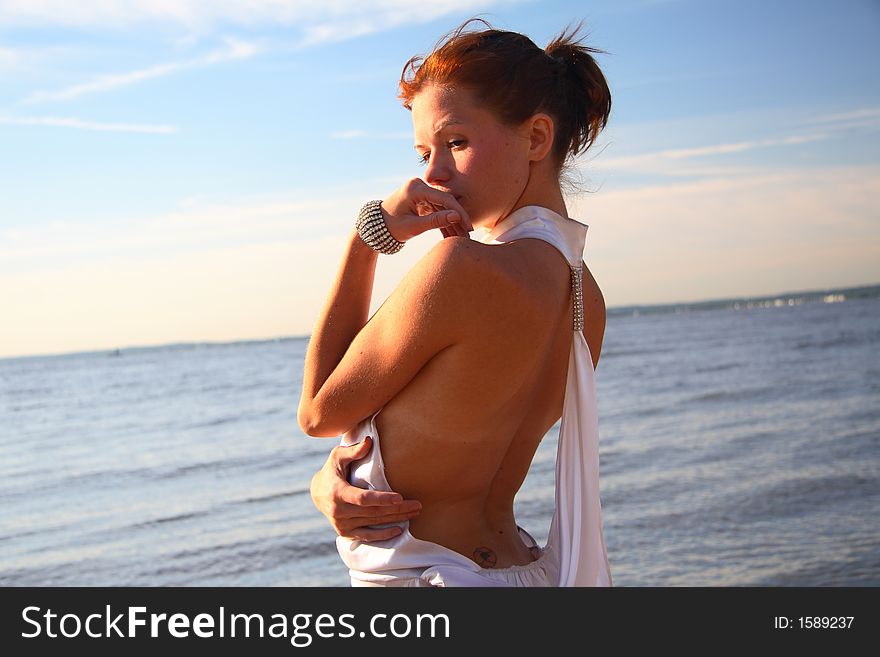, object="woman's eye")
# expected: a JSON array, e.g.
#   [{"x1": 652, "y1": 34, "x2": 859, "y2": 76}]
[{"x1": 416, "y1": 141, "x2": 465, "y2": 166}]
